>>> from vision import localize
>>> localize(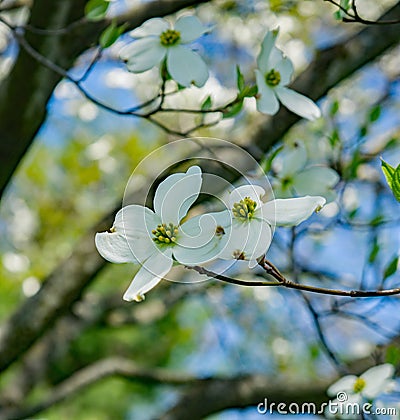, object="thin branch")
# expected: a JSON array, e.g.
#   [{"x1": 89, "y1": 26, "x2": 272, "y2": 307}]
[
  {"x1": 186, "y1": 259, "x2": 400, "y2": 298},
  {"x1": 324, "y1": 0, "x2": 400, "y2": 24}
]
